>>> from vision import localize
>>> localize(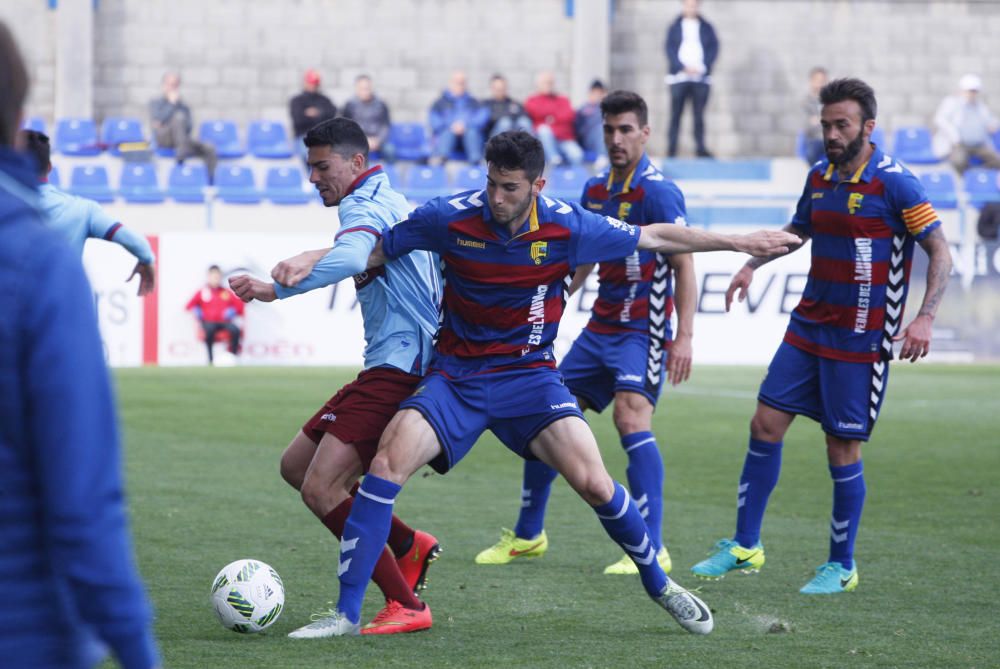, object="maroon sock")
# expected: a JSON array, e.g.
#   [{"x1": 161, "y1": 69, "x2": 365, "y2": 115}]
[
  {"x1": 388, "y1": 515, "x2": 416, "y2": 557},
  {"x1": 321, "y1": 498, "x2": 422, "y2": 610}
]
